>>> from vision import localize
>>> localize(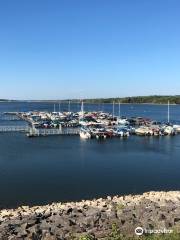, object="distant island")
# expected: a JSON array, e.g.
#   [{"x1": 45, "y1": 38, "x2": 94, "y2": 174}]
[{"x1": 1, "y1": 95, "x2": 180, "y2": 104}]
